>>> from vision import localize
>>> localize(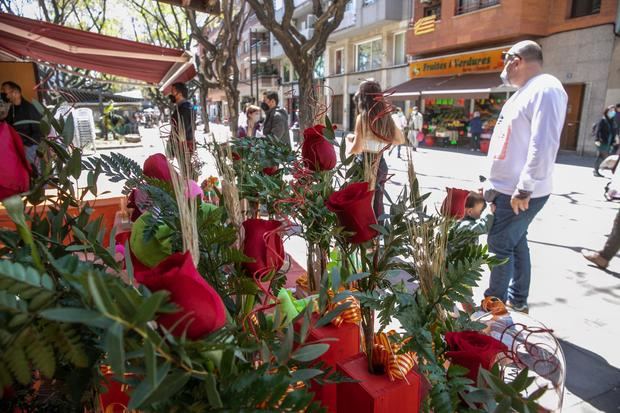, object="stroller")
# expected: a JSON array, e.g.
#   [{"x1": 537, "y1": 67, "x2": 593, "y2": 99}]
[{"x1": 599, "y1": 154, "x2": 620, "y2": 200}]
